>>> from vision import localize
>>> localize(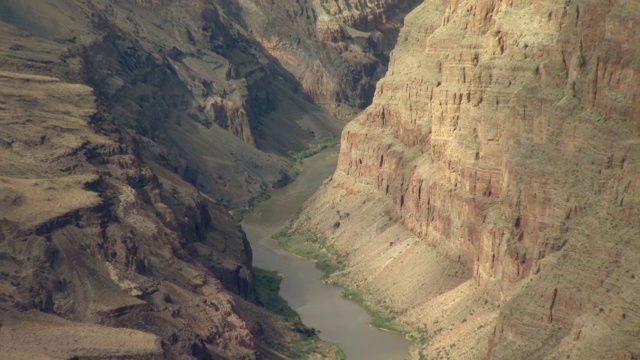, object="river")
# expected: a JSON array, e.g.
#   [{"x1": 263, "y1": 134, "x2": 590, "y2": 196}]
[{"x1": 241, "y1": 147, "x2": 409, "y2": 360}]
